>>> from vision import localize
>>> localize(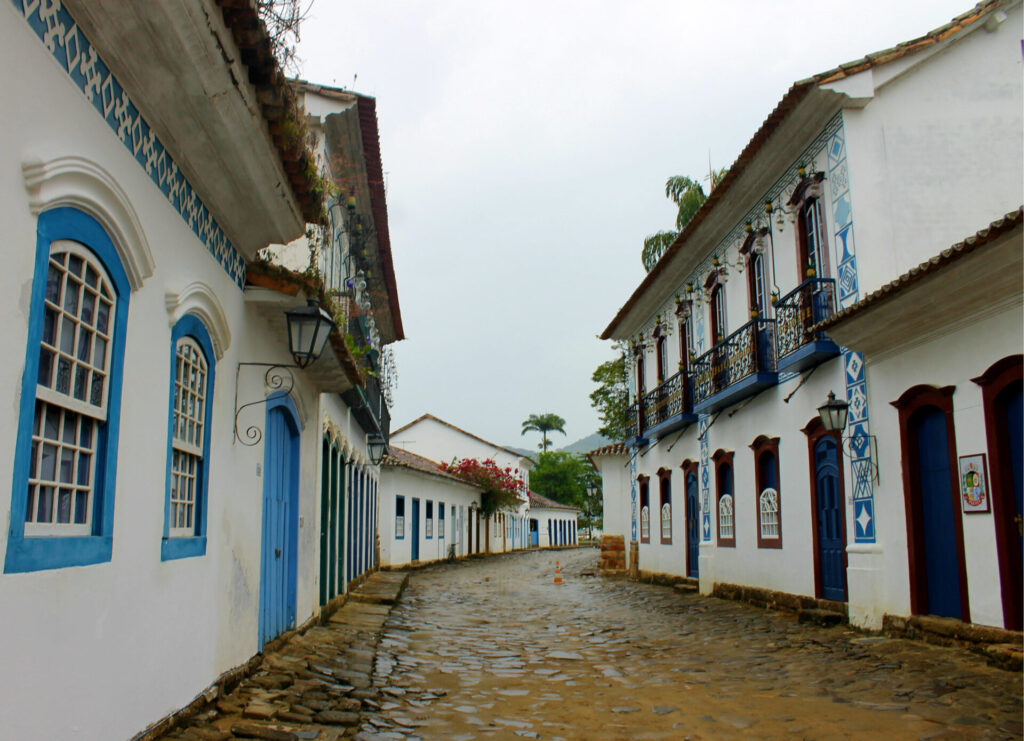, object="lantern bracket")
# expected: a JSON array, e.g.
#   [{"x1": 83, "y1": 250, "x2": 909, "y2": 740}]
[{"x1": 233, "y1": 363, "x2": 297, "y2": 446}]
